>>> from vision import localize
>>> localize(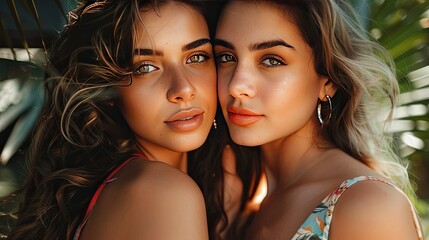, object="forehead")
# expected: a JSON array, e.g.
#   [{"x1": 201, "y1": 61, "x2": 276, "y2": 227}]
[
  {"x1": 216, "y1": 1, "x2": 305, "y2": 48},
  {"x1": 135, "y1": 2, "x2": 209, "y2": 46}
]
